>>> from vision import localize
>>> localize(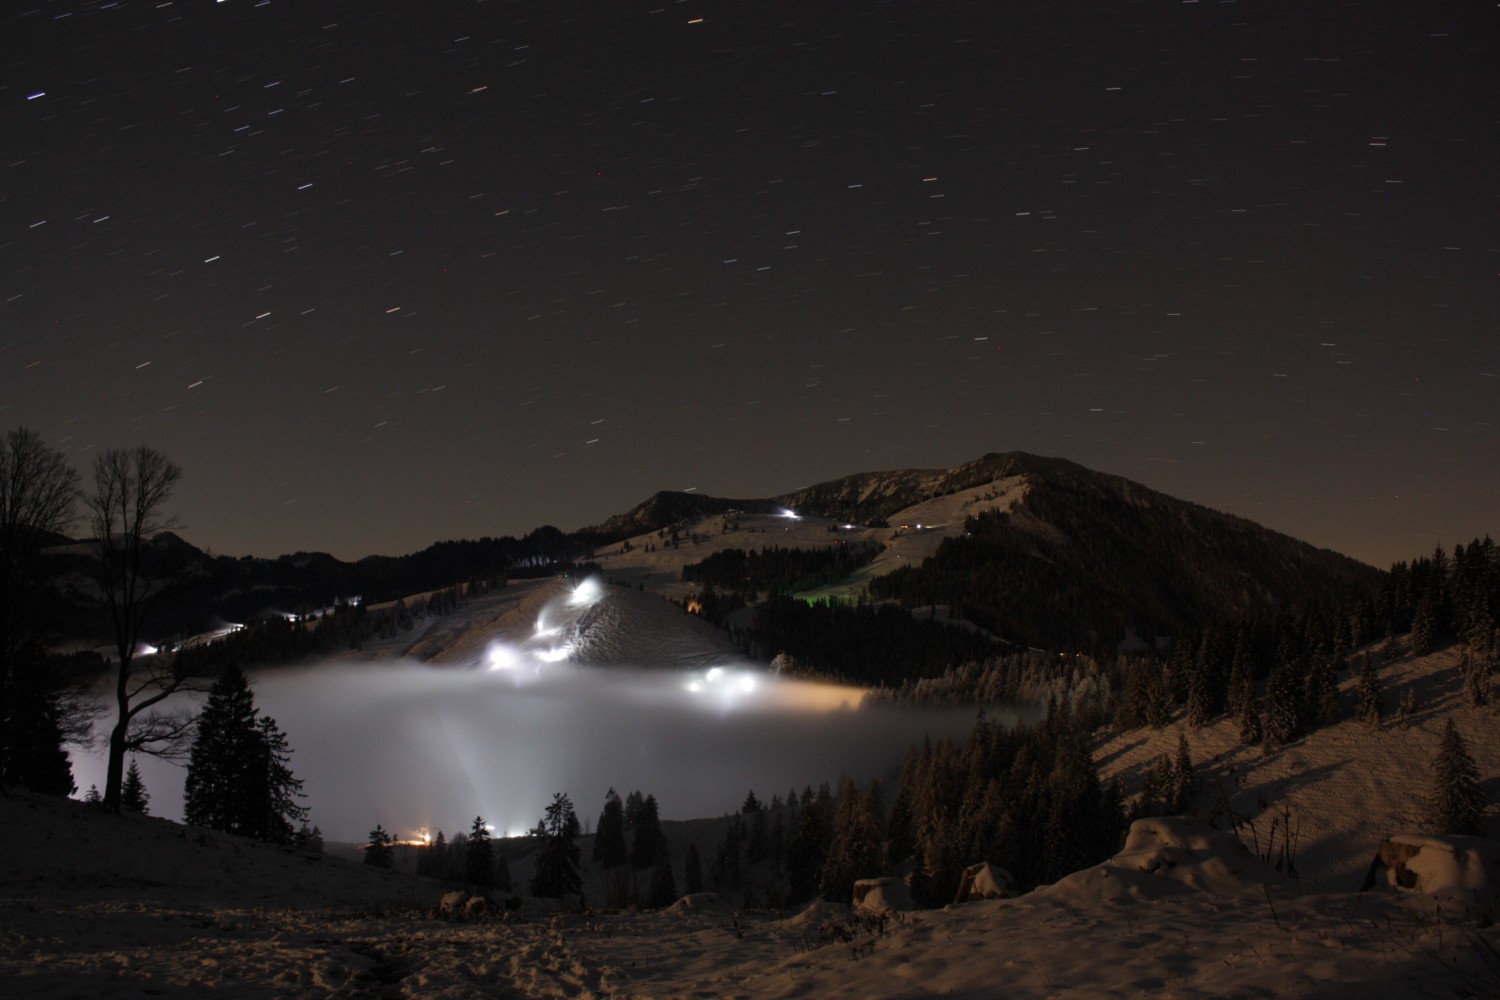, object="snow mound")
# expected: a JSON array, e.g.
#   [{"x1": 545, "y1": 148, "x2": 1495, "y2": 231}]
[
  {"x1": 1372, "y1": 834, "x2": 1500, "y2": 920},
  {"x1": 1044, "y1": 817, "x2": 1282, "y2": 904},
  {"x1": 954, "y1": 861, "x2": 1015, "y2": 902},
  {"x1": 853, "y1": 876, "x2": 913, "y2": 914}
]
